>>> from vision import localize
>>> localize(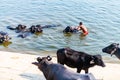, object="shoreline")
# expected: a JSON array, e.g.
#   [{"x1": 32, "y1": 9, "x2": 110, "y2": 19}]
[{"x1": 0, "y1": 51, "x2": 120, "y2": 80}]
